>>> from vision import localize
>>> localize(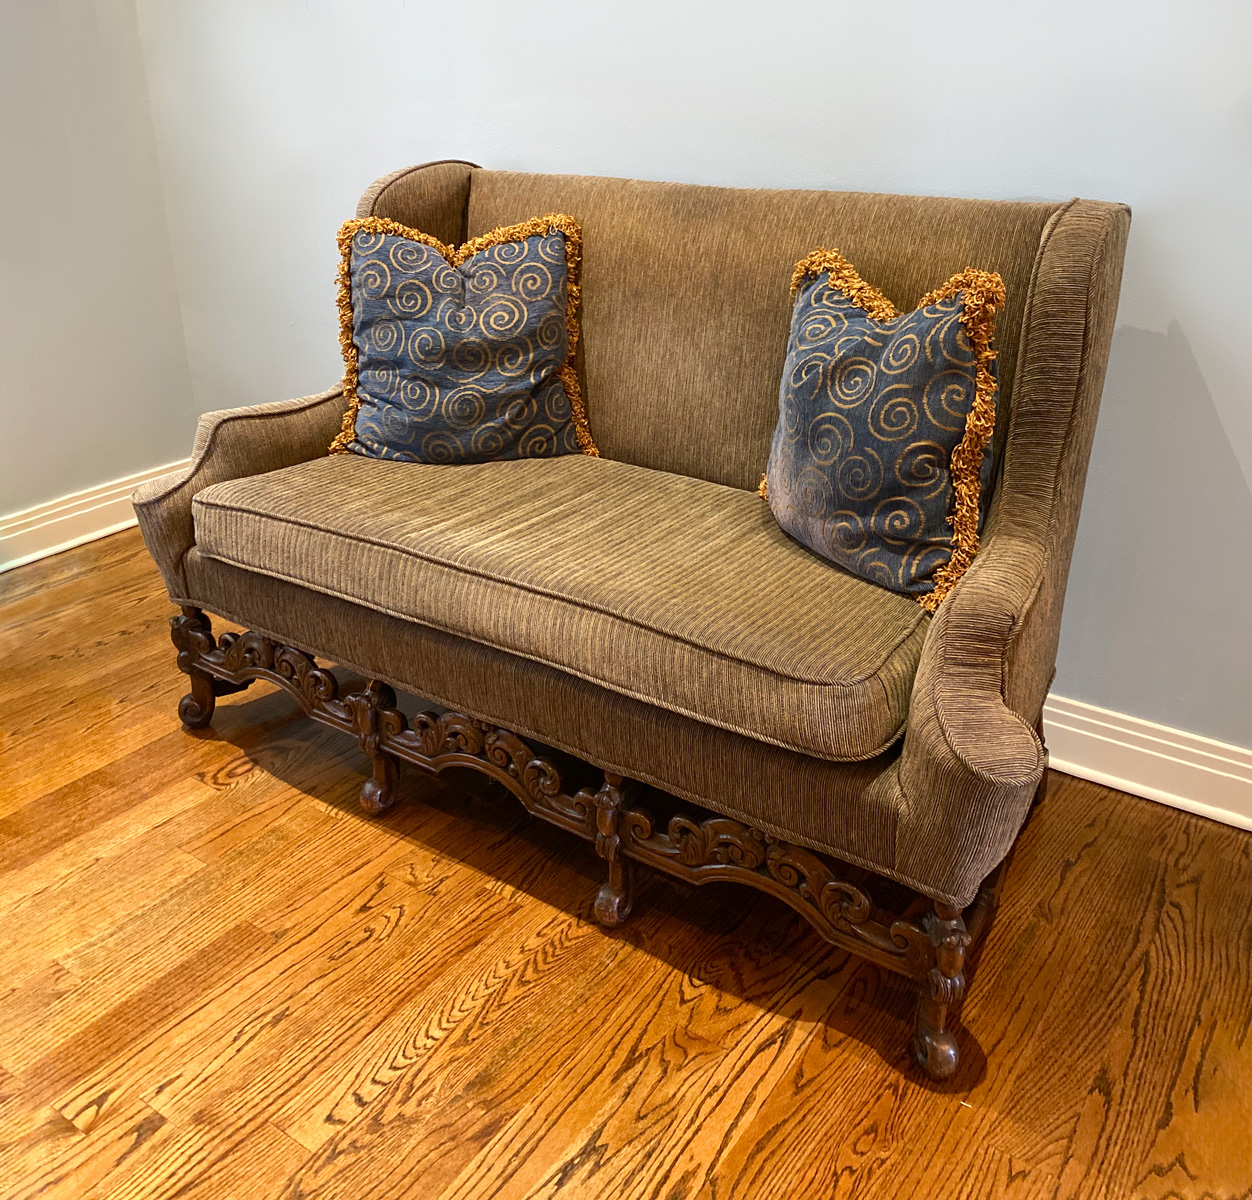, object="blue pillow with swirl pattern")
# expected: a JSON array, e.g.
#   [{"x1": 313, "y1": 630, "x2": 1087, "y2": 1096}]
[
  {"x1": 328, "y1": 213, "x2": 598, "y2": 463},
  {"x1": 762, "y1": 249, "x2": 1005, "y2": 612}
]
